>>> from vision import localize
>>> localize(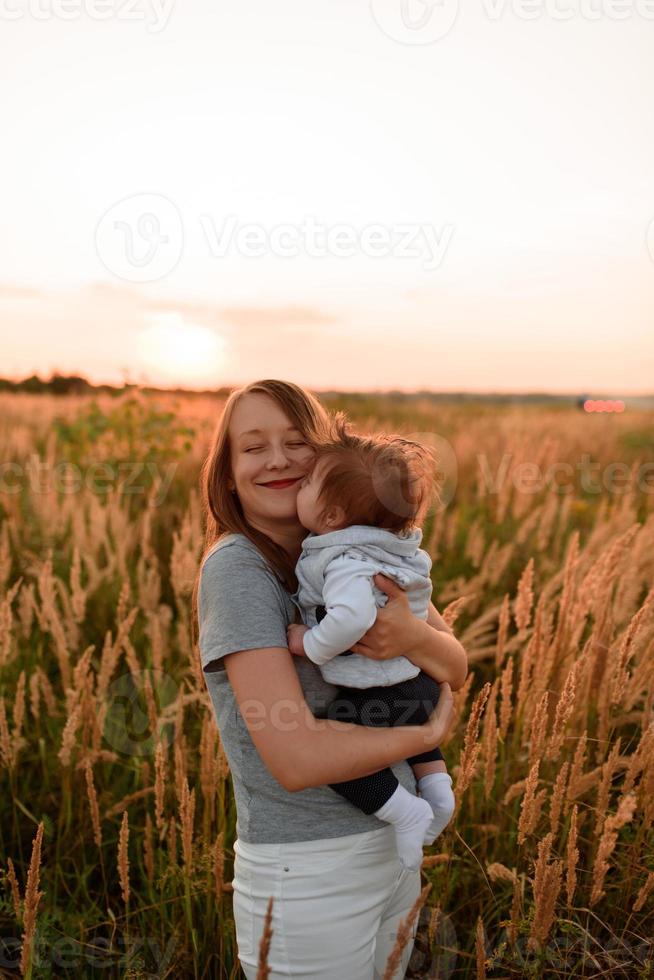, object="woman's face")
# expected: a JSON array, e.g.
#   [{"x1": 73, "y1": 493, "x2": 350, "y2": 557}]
[{"x1": 228, "y1": 393, "x2": 317, "y2": 527}]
